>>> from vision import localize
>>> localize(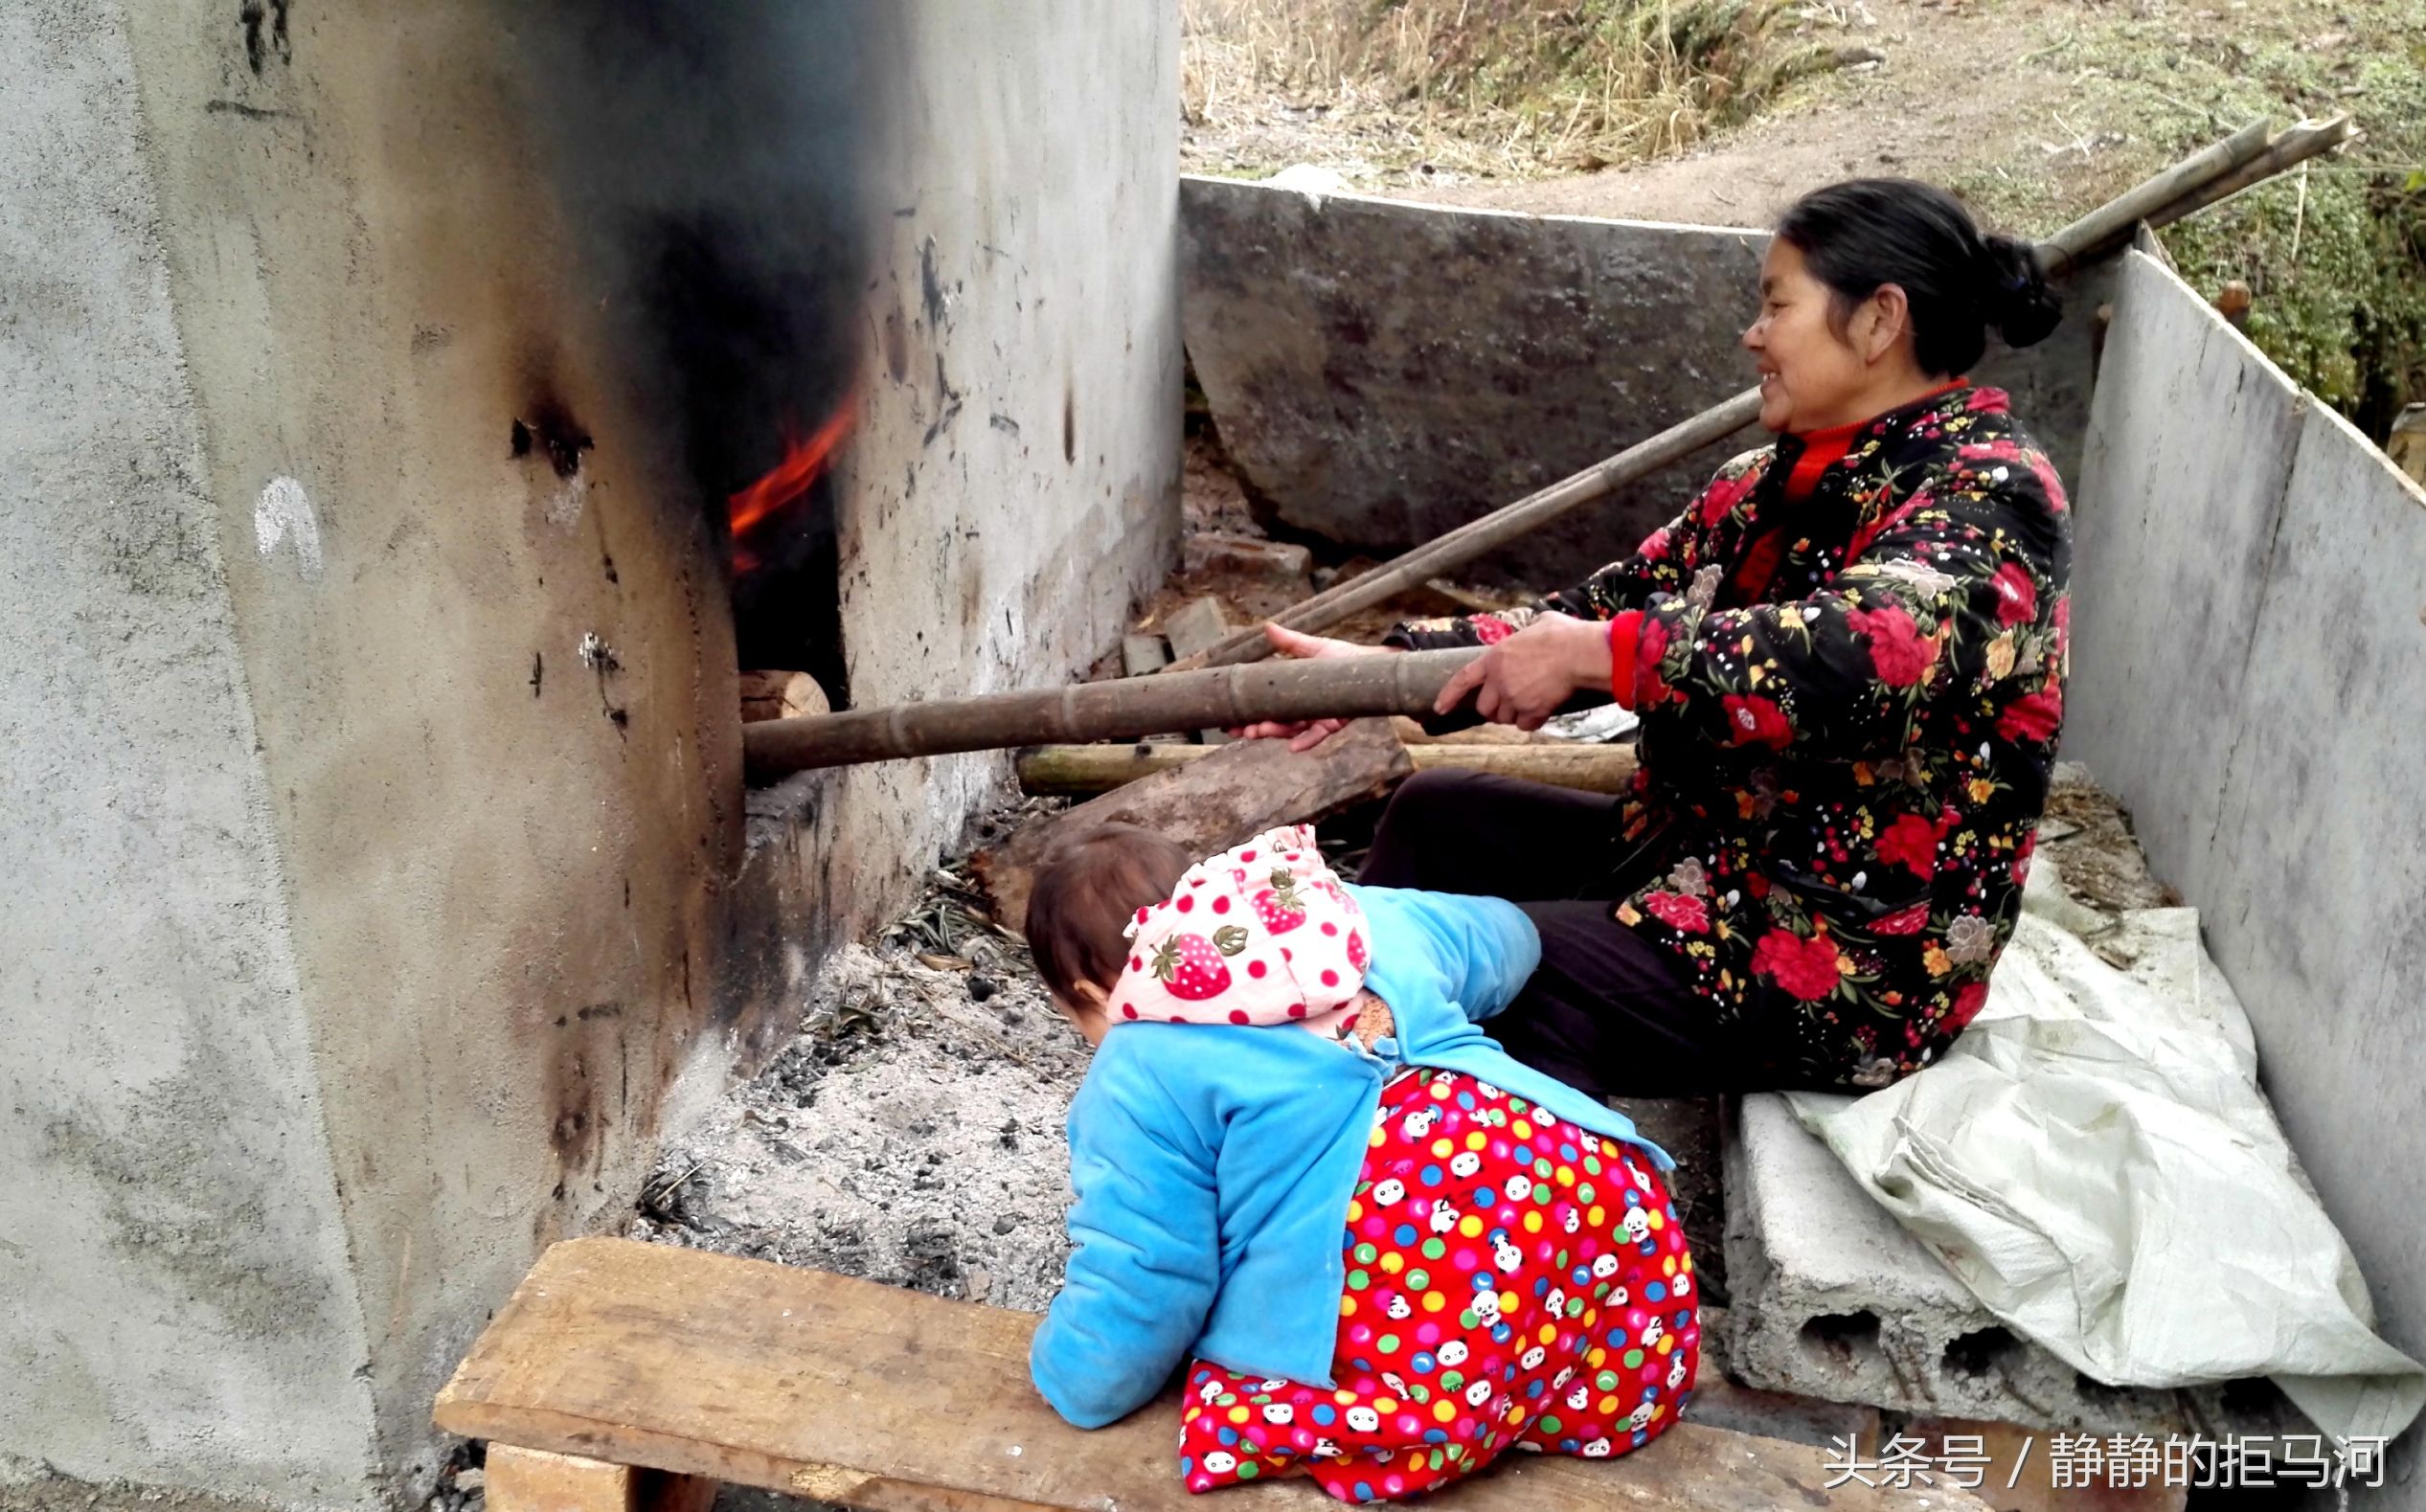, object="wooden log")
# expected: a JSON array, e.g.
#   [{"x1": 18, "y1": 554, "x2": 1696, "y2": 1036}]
[
  {"x1": 1015, "y1": 740, "x2": 1639, "y2": 799},
  {"x1": 973, "y1": 718, "x2": 1414, "y2": 928},
  {"x1": 1174, "y1": 119, "x2": 2305, "y2": 673},
  {"x1": 741, "y1": 647, "x2": 1477, "y2": 780},
  {"x1": 2143, "y1": 115, "x2": 2356, "y2": 230},
  {"x1": 737, "y1": 670, "x2": 829, "y2": 724}
]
